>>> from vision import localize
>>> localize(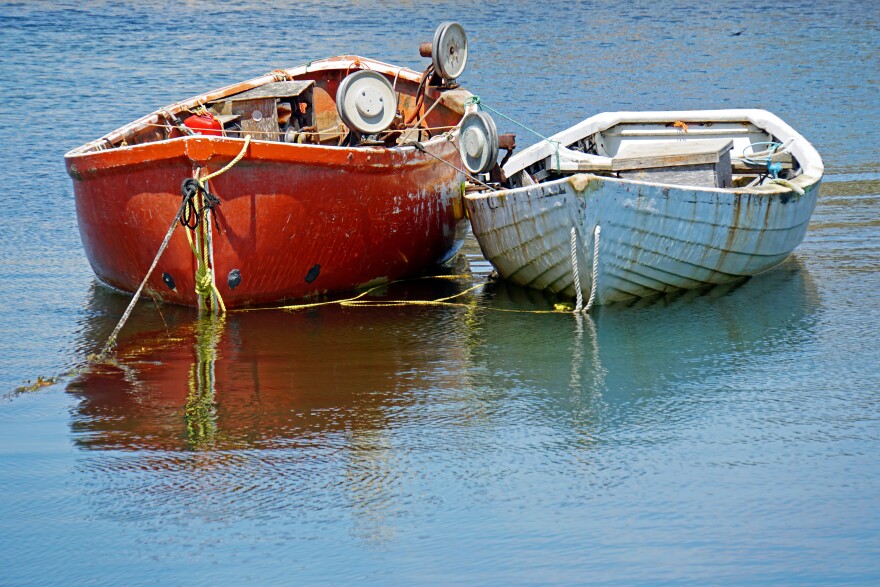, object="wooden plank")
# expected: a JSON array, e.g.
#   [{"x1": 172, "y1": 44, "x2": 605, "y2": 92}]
[
  {"x1": 228, "y1": 80, "x2": 314, "y2": 101},
  {"x1": 232, "y1": 97, "x2": 279, "y2": 139},
  {"x1": 611, "y1": 139, "x2": 733, "y2": 171},
  {"x1": 554, "y1": 152, "x2": 613, "y2": 172},
  {"x1": 215, "y1": 114, "x2": 240, "y2": 125},
  {"x1": 605, "y1": 128, "x2": 753, "y2": 137},
  {"x1": 619, "y1": 164, "x2": 719, "y2": 188}
]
